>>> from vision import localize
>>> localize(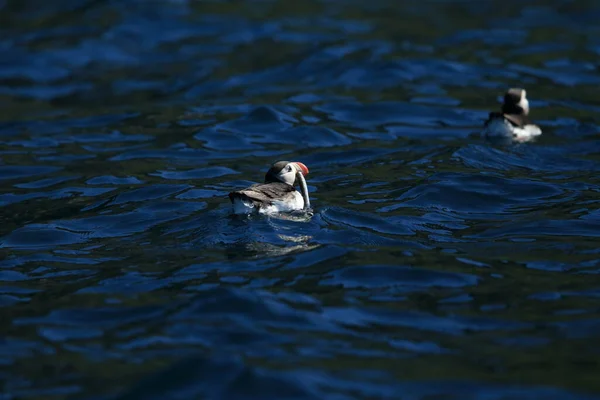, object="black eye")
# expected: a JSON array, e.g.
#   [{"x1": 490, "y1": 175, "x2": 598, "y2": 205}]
[{"x1": 287, "y1": 166, "x2": 292, "y2": 172}]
